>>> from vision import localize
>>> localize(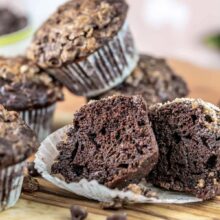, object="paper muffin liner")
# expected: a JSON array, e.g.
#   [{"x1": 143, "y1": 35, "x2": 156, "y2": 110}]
[
  {"x1": 19, "y1": 104, "x2": 56, "y2": 141},
  {"x1": 35, "y1": 125, "x2": 202, "y2": 204},
  {"x1": 48, "y1": 20, "x2": 139, "y2": 97},
  {"x1": 0, "y1": 161, "x2": 26, "y2": 211}
]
